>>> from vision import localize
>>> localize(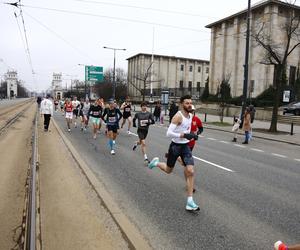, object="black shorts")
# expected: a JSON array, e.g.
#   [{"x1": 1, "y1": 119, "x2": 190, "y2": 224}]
[
  {"x1": 137, "y1": 128, "x2": 148, "y2": 140},
  {"x1": 73, "y1": 109, "x2": 79, "y2": 117},
  {"x1": 79, "y1": 110, "x2": 83, "y2": 117},
  {"x1": 123, "y1": 113, "x2": 131, "y2": 119},
  {"x1": 107, "y1": 125, "x2": 119, "y2": 133},
  {"x1": 167, "y1": 142, "x2": 194, "y2": 168}
]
